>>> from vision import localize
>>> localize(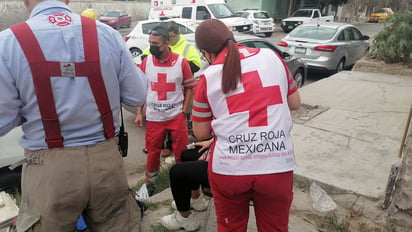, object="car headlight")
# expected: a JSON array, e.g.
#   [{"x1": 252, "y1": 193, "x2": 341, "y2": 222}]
[{"x1": 109, "y1": 20, "x2": 116, "y2": 23}]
